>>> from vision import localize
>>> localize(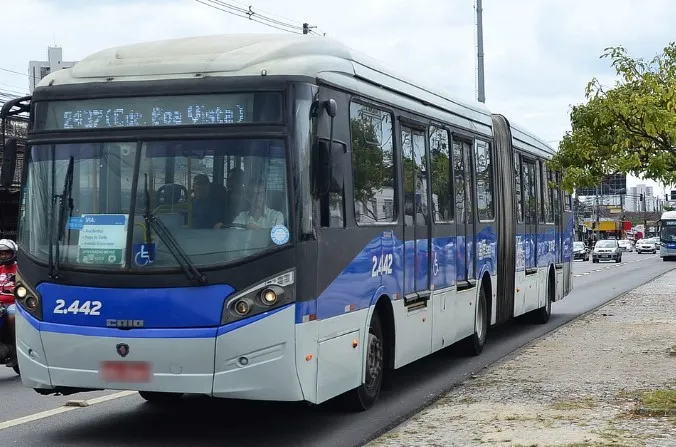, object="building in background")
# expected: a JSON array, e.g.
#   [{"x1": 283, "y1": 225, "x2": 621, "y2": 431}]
[
  {"x1": 627, "y1": 184, "x2": 655, "y2": 212},
  {"x1": 28, "y1": 46, "x2": 77, "y2": 93}
]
